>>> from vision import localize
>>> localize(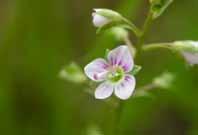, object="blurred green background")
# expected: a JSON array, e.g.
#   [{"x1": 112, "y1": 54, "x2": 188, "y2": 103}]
[{"x1": 0, "y1": 0, "x2": 198, "y2": 135}]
